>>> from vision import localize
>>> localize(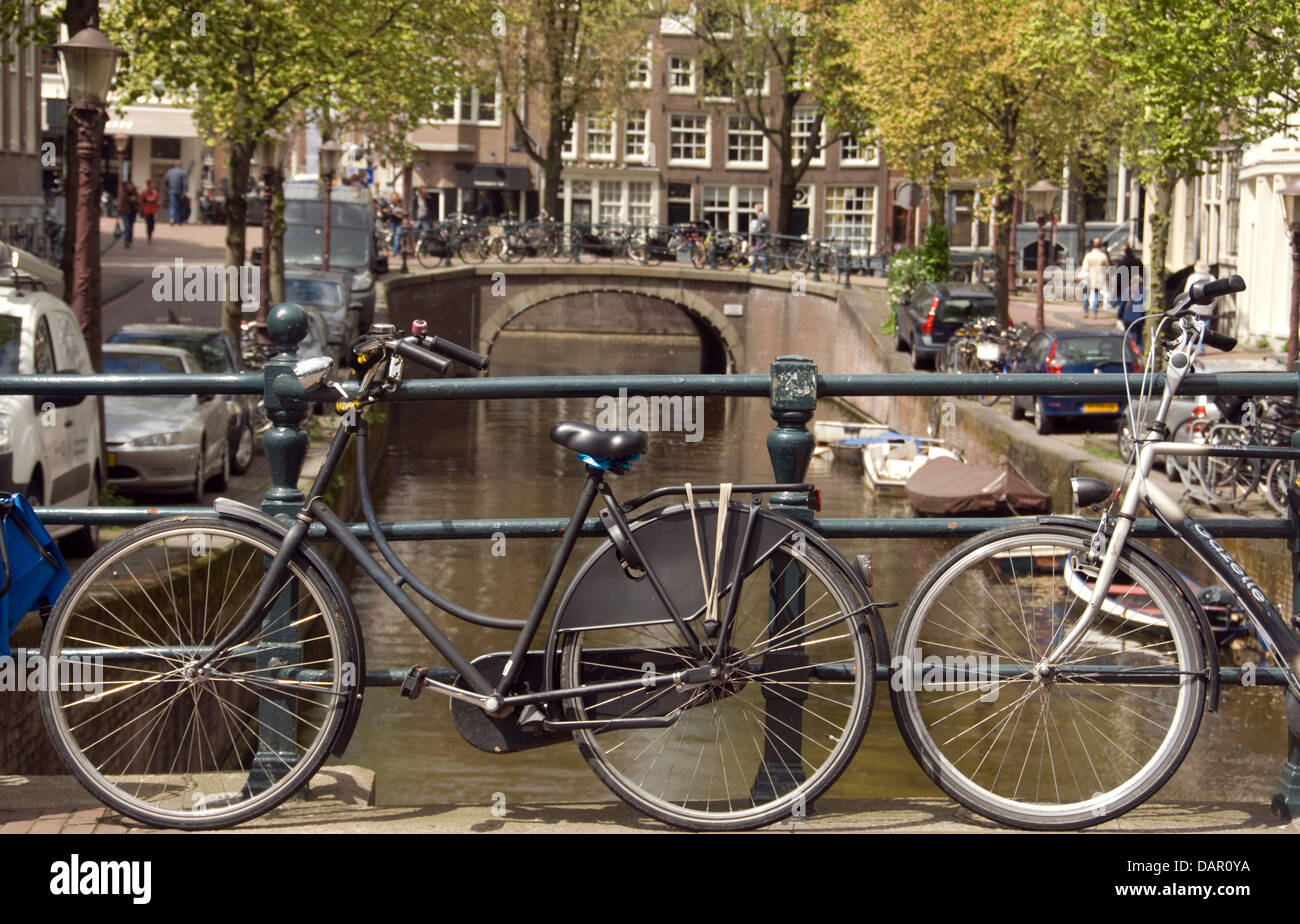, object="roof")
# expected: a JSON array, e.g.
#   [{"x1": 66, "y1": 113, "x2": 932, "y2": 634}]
[
  {"x1": 937, "y1": 283, "x2": 995, "y2": 297},
  {"x1": 102, "y1": 342, "x2": 196, "y2": 368},
  {"x1": 113, "y1": 323, "x2": 224, "y2": 336}
]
